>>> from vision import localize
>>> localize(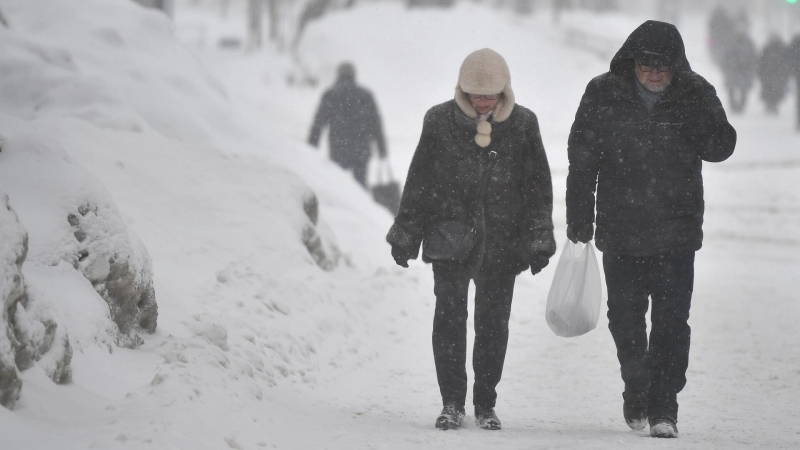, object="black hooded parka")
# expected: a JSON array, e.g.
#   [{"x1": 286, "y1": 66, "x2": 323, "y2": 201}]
[
  {"x1": 387, "y1": 100, "x2": 556, "y2": 278},
  {"x1": 567, "y1": 21, "x2": 737, "y2": 256}
]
